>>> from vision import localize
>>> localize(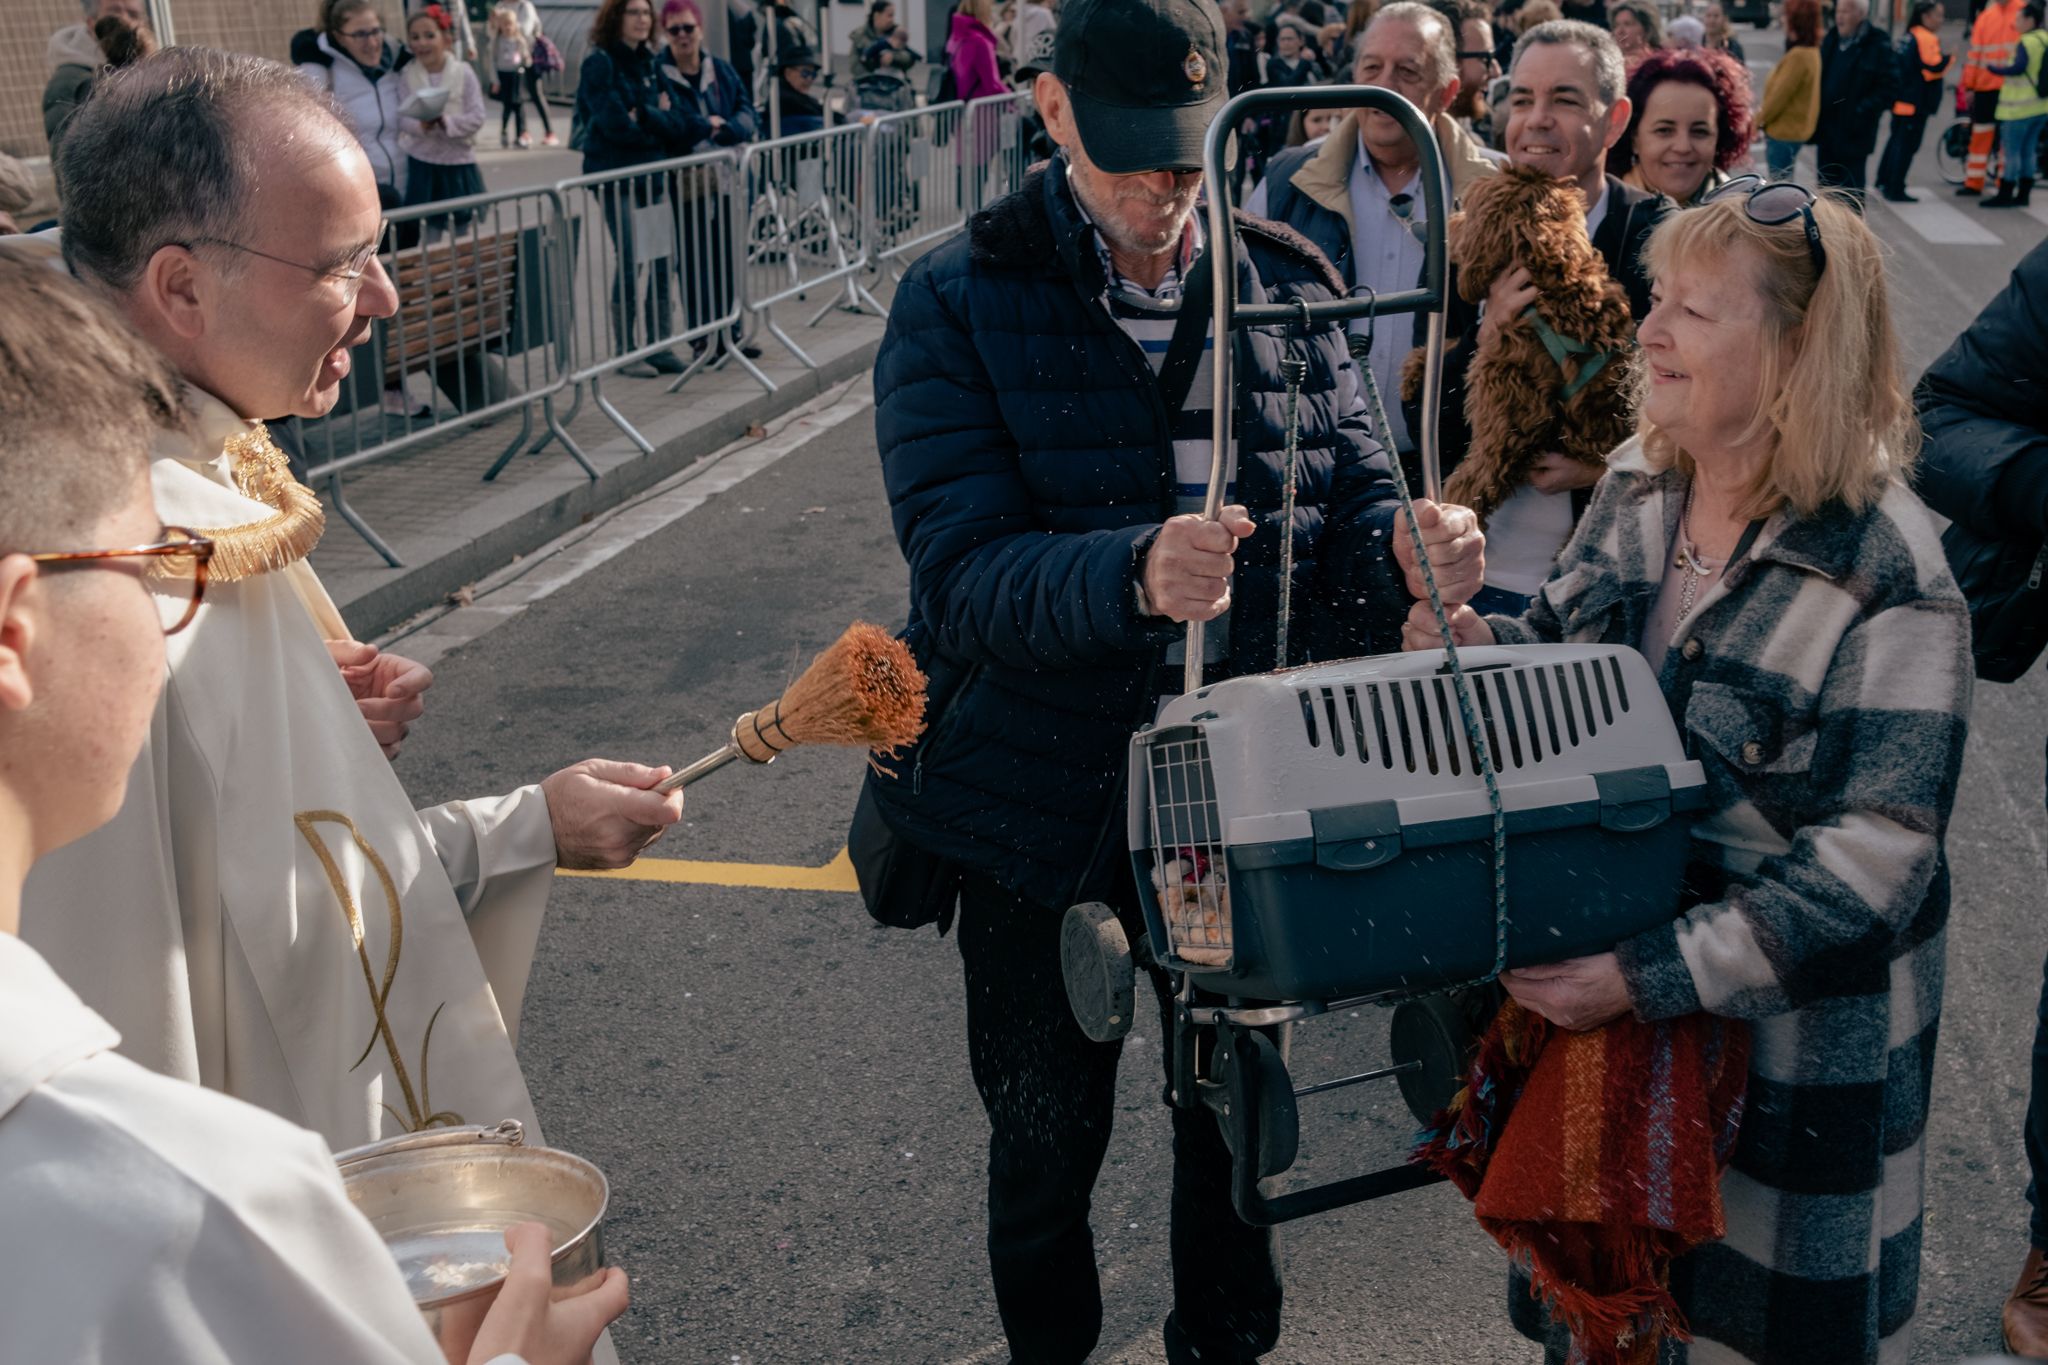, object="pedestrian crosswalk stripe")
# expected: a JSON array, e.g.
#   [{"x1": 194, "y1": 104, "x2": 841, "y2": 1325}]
[
  {"x1": 2023, "y1": 199, "x2": 2048, "y2": 230},
  {"x1": 561, "y1": 847, "x2": 862, "y2": 892},
  {"x1": 1879, "y1": 186, "x2": 2002, "y2": 246}
]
